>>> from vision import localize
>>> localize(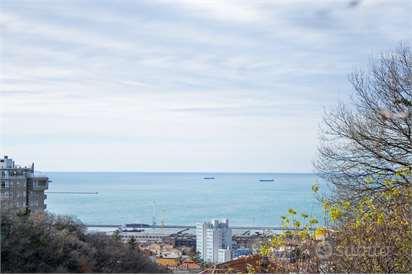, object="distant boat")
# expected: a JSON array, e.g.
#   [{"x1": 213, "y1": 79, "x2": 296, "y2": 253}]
[
  {"x1": 204, "y1": 177, "x2": 215, "y2": 180},
  {"x1": 259, "y1": 179, "x2": 274, "y2": 182}
]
